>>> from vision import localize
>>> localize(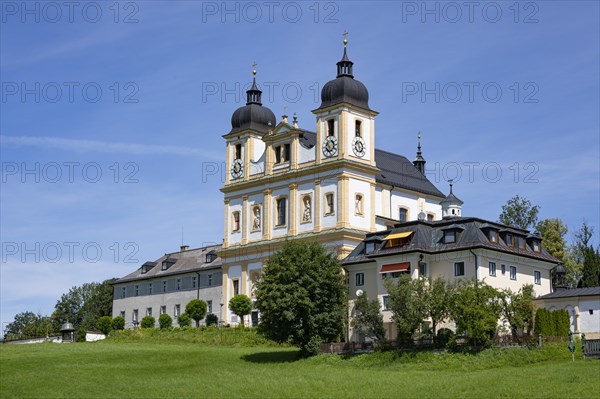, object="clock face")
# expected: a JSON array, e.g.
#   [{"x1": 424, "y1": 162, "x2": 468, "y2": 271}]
[
  {"x1": 322, "y1": 135, "x2": 338, "y2": 157},
  {"x1": 231, "y1": 159, "x2": 243, "y2": 179},
  {"x1": 352, "y1": 136, "x2": 366, "y2": 158}
]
